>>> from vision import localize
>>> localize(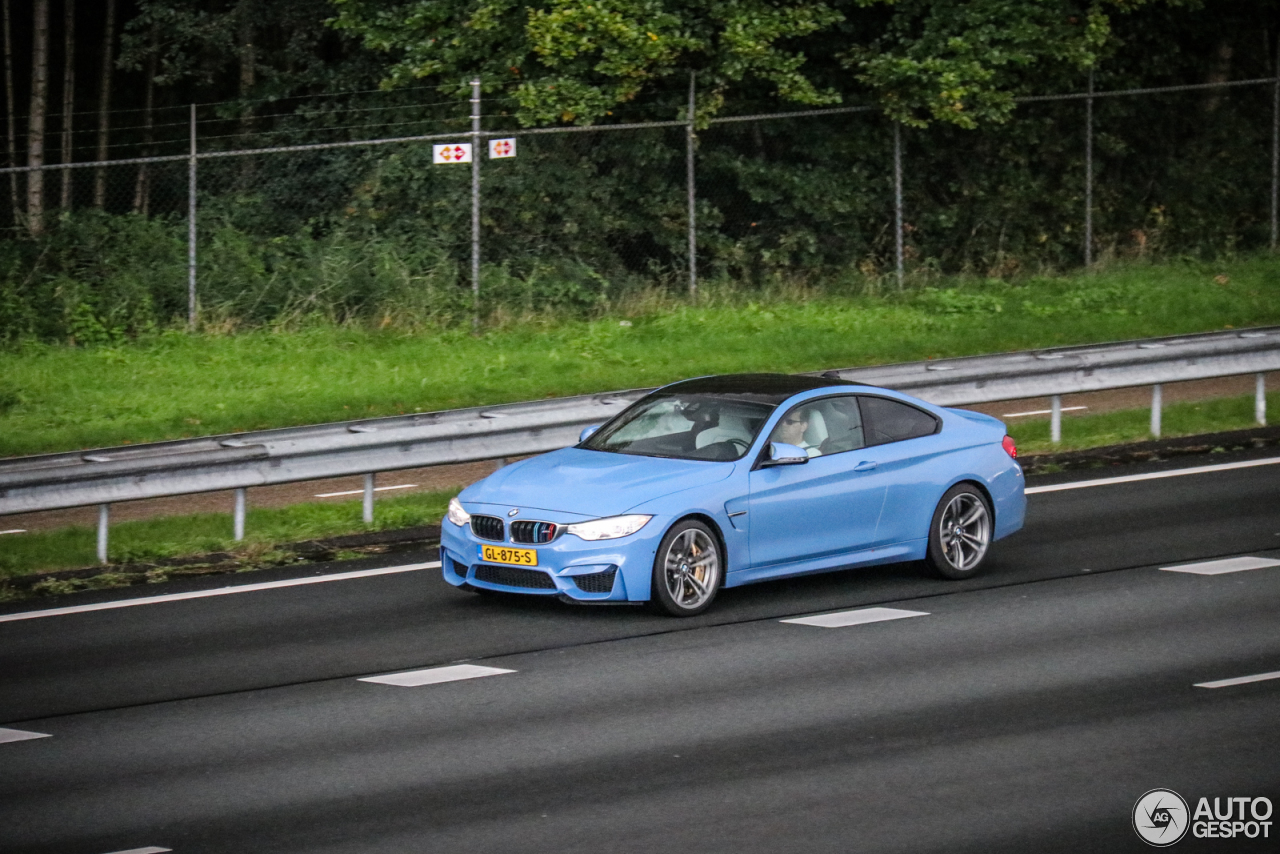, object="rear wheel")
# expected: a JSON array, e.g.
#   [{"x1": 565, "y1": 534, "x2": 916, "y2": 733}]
[
  {"x1": 650, "y1": 520, "x2": 722, "y2": 616},
  {"x1": 925, "y1": 484, "x2": 992, "y2": 580}
]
